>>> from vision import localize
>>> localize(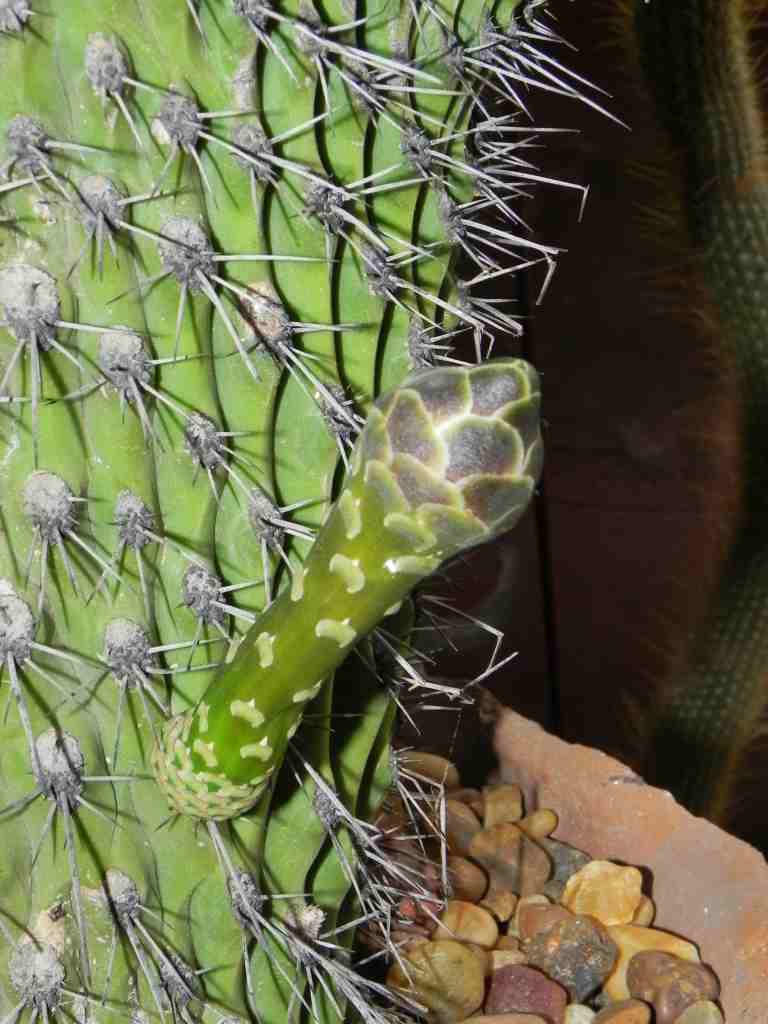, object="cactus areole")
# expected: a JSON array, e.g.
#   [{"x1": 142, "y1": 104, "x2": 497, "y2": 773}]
[
  {"x1": 154, "y1": 360, "x2": 542, "y2": 818},
  {"x1": 0, "y1": 0, "x2": 600, "y2": 1020}
]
